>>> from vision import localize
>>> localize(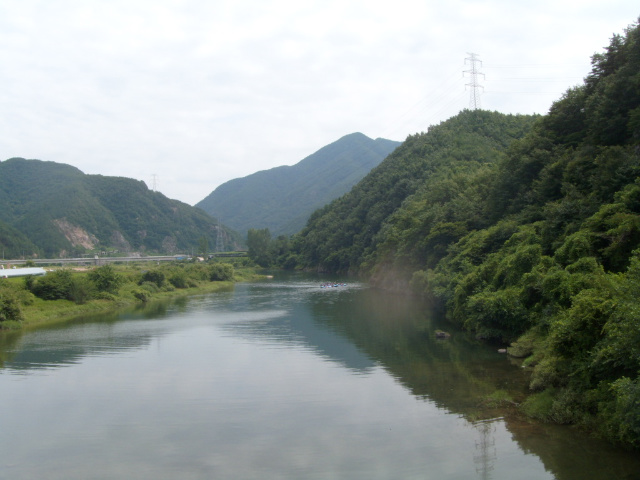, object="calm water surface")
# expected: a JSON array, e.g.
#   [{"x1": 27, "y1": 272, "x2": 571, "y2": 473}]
[{"x1": 1, "y1": 273, "x2": 639, "y2": 480}]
